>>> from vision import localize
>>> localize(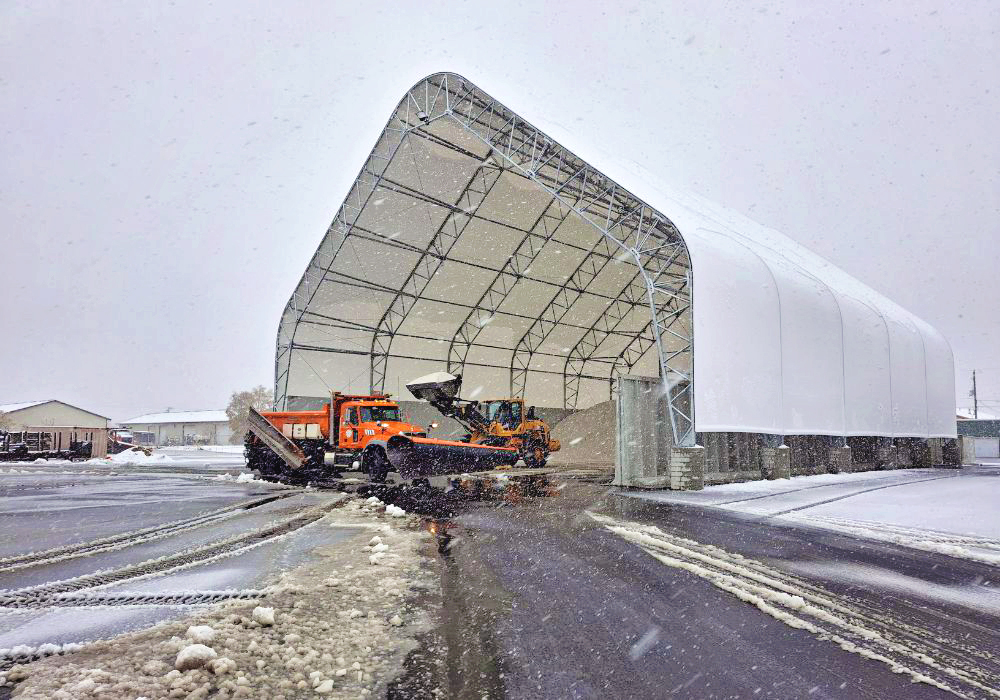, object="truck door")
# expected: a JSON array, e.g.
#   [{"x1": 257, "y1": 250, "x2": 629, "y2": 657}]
[{"x1": 341, "y1": 407, "x2": 360, "y2": 449}]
